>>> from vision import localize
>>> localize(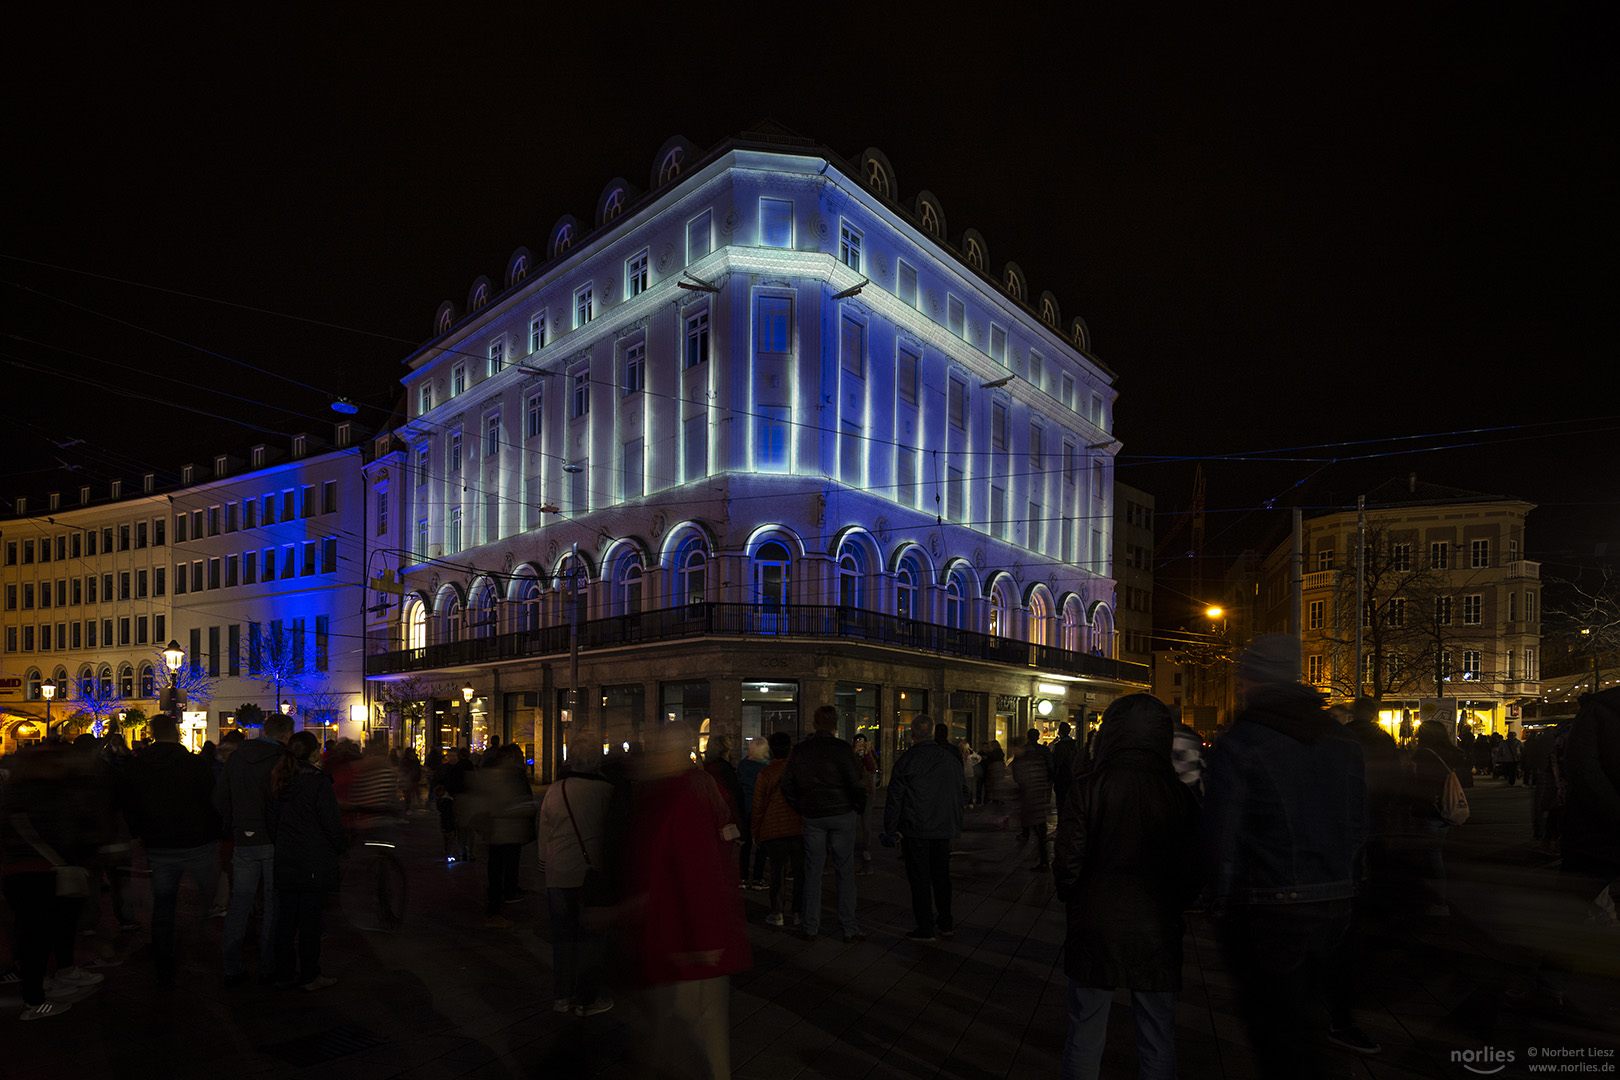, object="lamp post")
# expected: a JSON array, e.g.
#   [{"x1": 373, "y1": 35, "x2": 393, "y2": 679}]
[
  {"x1": 161, "y1": 639, "x2": 186, "y2": 715},
  {"x1": 1581, "y1": 628, "x2": 1600, "y2": 696},
  {"x1": 41, "y1": 681, "x2": 55, "y2": 735},
  {"x1": 461, "y1": 683, "x2": 475, "y2": 749}
]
